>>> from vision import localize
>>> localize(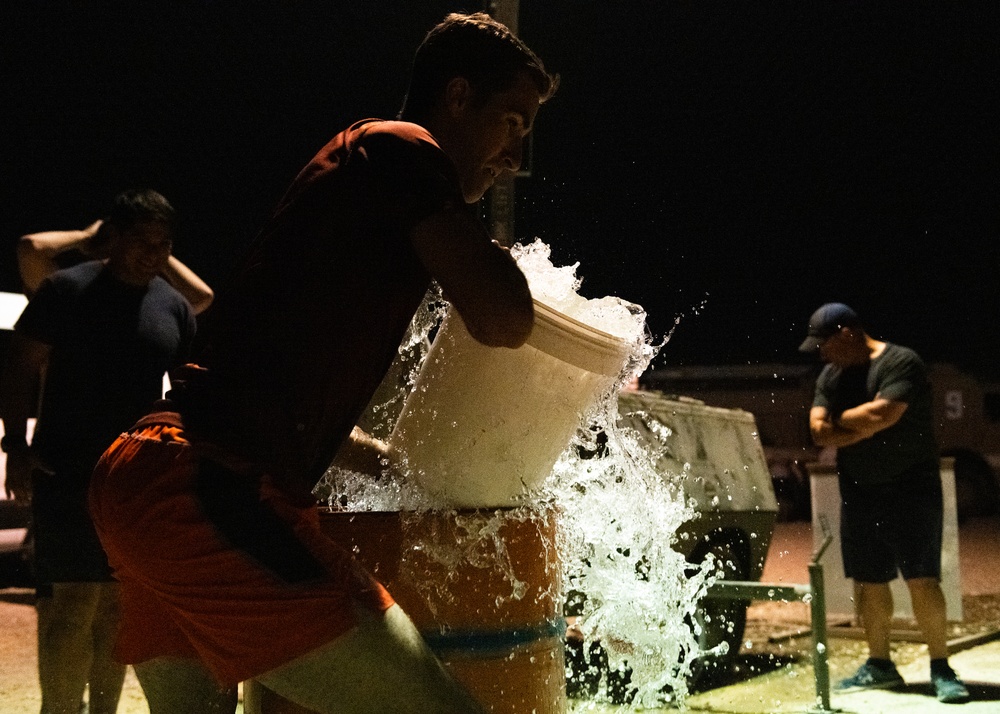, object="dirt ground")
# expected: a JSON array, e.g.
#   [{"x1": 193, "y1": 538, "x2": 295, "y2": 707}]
[{"x1": 1, "y1": 517, "x2": 998, "y2": 713}]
